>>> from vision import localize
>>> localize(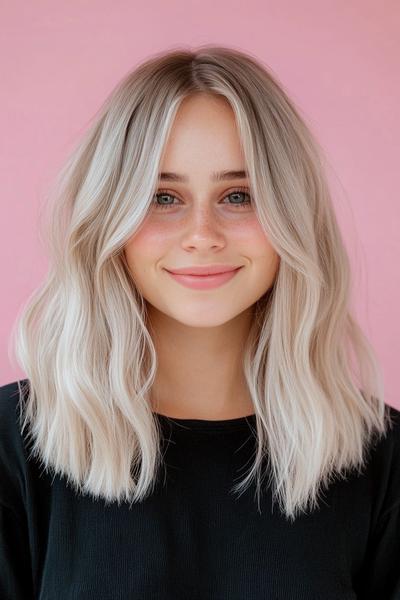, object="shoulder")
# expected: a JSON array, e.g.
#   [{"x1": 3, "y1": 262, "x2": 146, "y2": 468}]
[
  {"x1": 386, "y1": 402, "x2": 400, "y2": 426},
  {"x1": 0, "y1": 378, "x2": 30, "y2": 510},
  {"x1": 0, "y1": 378, "x2": 29, "y2": 444},
  {"x1": 366, "y1": 402, "x2": 400, "y2": 520},
  {"x1": 376, "y1": 403, "x2": 400, "y2": 456}
]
